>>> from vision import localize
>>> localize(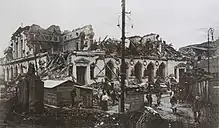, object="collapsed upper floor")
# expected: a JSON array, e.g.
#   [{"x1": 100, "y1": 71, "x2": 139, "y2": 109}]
[{"x1": 2, "y1": 24, "x2": 184, "y2": 64}]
